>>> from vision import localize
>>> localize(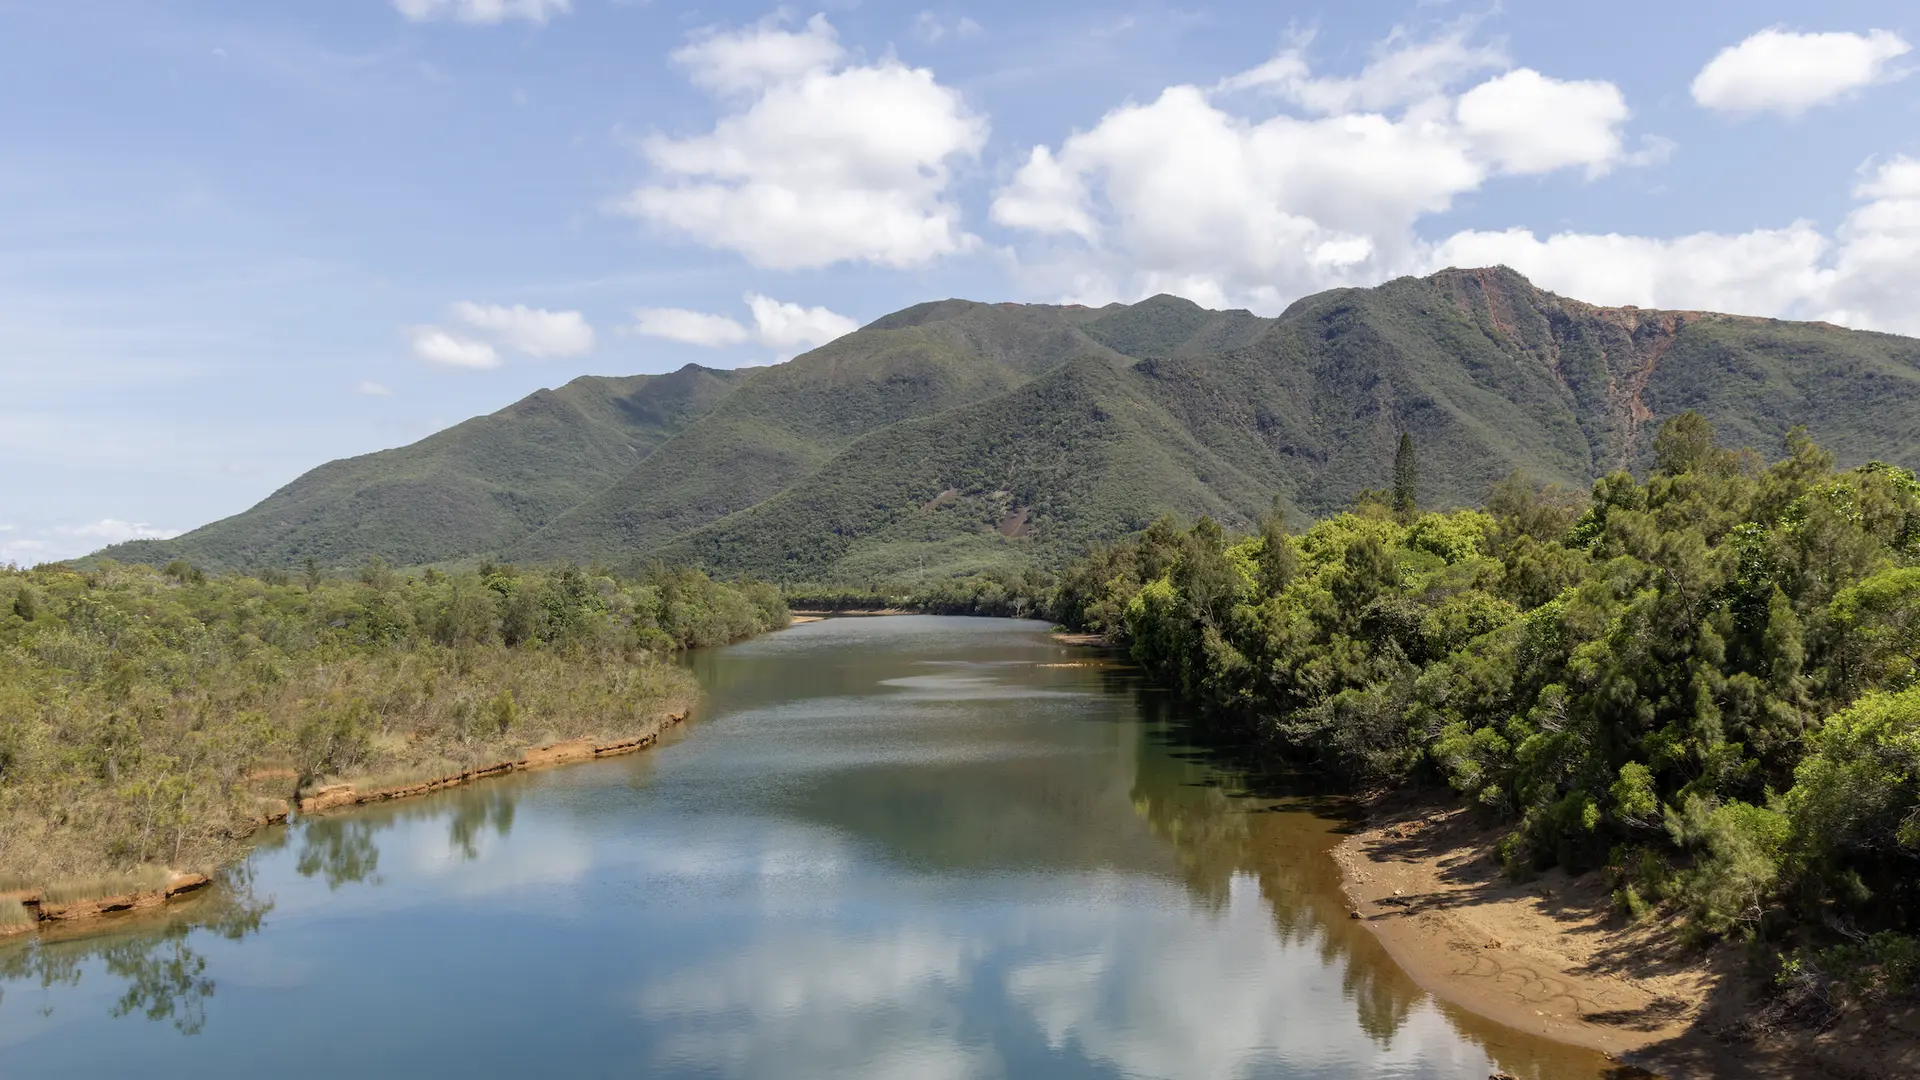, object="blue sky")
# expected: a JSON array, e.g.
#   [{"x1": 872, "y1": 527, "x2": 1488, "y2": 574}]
[{"x1": 4, "y1": 0, "x2": 1918, "y2": 562}]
